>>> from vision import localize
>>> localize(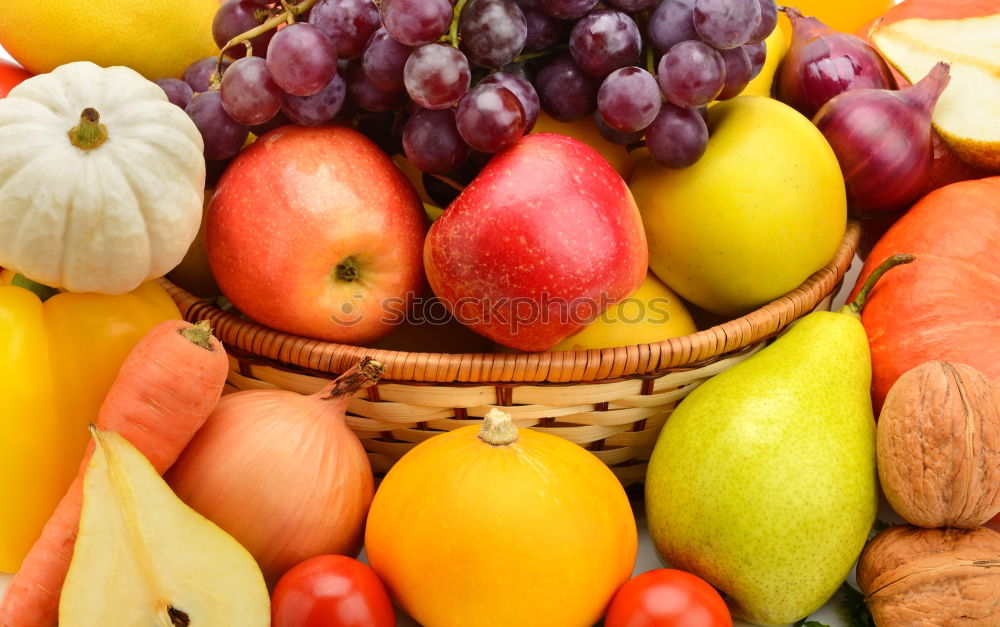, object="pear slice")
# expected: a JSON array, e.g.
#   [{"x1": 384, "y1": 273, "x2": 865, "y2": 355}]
[
  {"x1": 58, "y1": 428, "x2": 270, "y2": 627},
  {"x1": 872, "y1": 15, "x2": 1000, "y2": 170}
]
